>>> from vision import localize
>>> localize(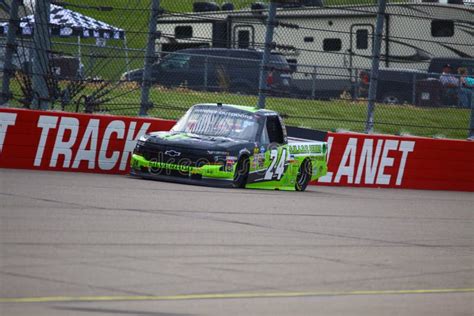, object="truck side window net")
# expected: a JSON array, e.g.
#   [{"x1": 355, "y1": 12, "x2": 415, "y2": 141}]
[
  {"x1": 431, "y1": 20, "x2": 454, "y2": 37},
  {"x1": 266, "y1": 116, "x2": 284, "y2": 144},
  {"x1": 260, "y1": 125, "x2": 270, "y2": 144},
  {"x1": 323, "y1": 38, "x2": 342, "y2": 51}
]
